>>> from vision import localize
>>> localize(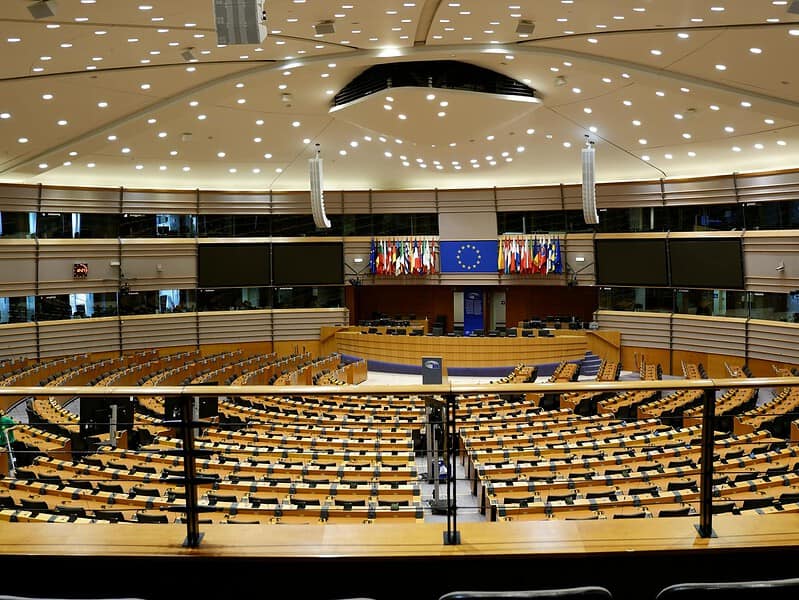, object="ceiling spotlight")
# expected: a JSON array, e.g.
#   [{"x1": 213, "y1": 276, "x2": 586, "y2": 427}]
[
  {"x1": 515, "y1": 19, "x2": 535, "y2": 35},
  {"x1": 314, "y1": 20, "x2": 335, "y2": 35},
  {"x1": 181, "y1": 48, "x2": 197, "y2": 62},
  {"x1": 27, "y1": 0, "x2": 57, "y2": 19}
]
